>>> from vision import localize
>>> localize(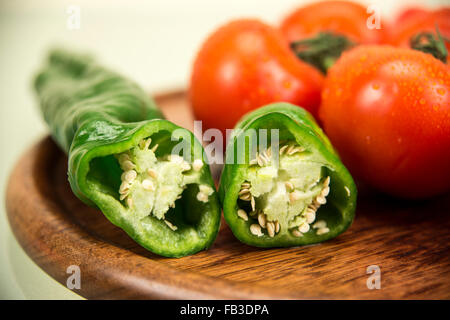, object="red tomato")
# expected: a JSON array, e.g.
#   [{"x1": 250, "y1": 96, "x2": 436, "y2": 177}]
[
  {"x1": 393, "y1": 7, "x2": 429, "y2": 26},
  {"x1": 319, "y1": 45, "x2": 450, "y2": 199},
  {"x1": 280, "y1": 0, "x2": 386, "y2": 44},
  {"x1": 389, "y1": 8, "x2": 450, "y2": 61},
  {"x1": 190, "y1": 19, "x2": 324, "y2": 135}
]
